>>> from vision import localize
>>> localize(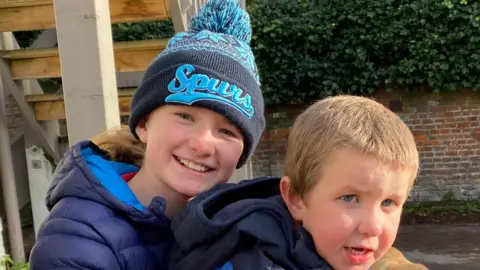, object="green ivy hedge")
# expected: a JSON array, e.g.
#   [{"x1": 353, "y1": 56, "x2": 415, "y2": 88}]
[
  {"x1": 13, "y1": 1, "x2": 480, "y2": 106},
  {"x1": 13, "y1": 20, "x2": 175, "y2": 47},
  {"x1": 112, "y1": 20, "x2": 175, "y2": 41},
  {"x1": 248, "y1": 0, "x2": 480, "y2": 105}
]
